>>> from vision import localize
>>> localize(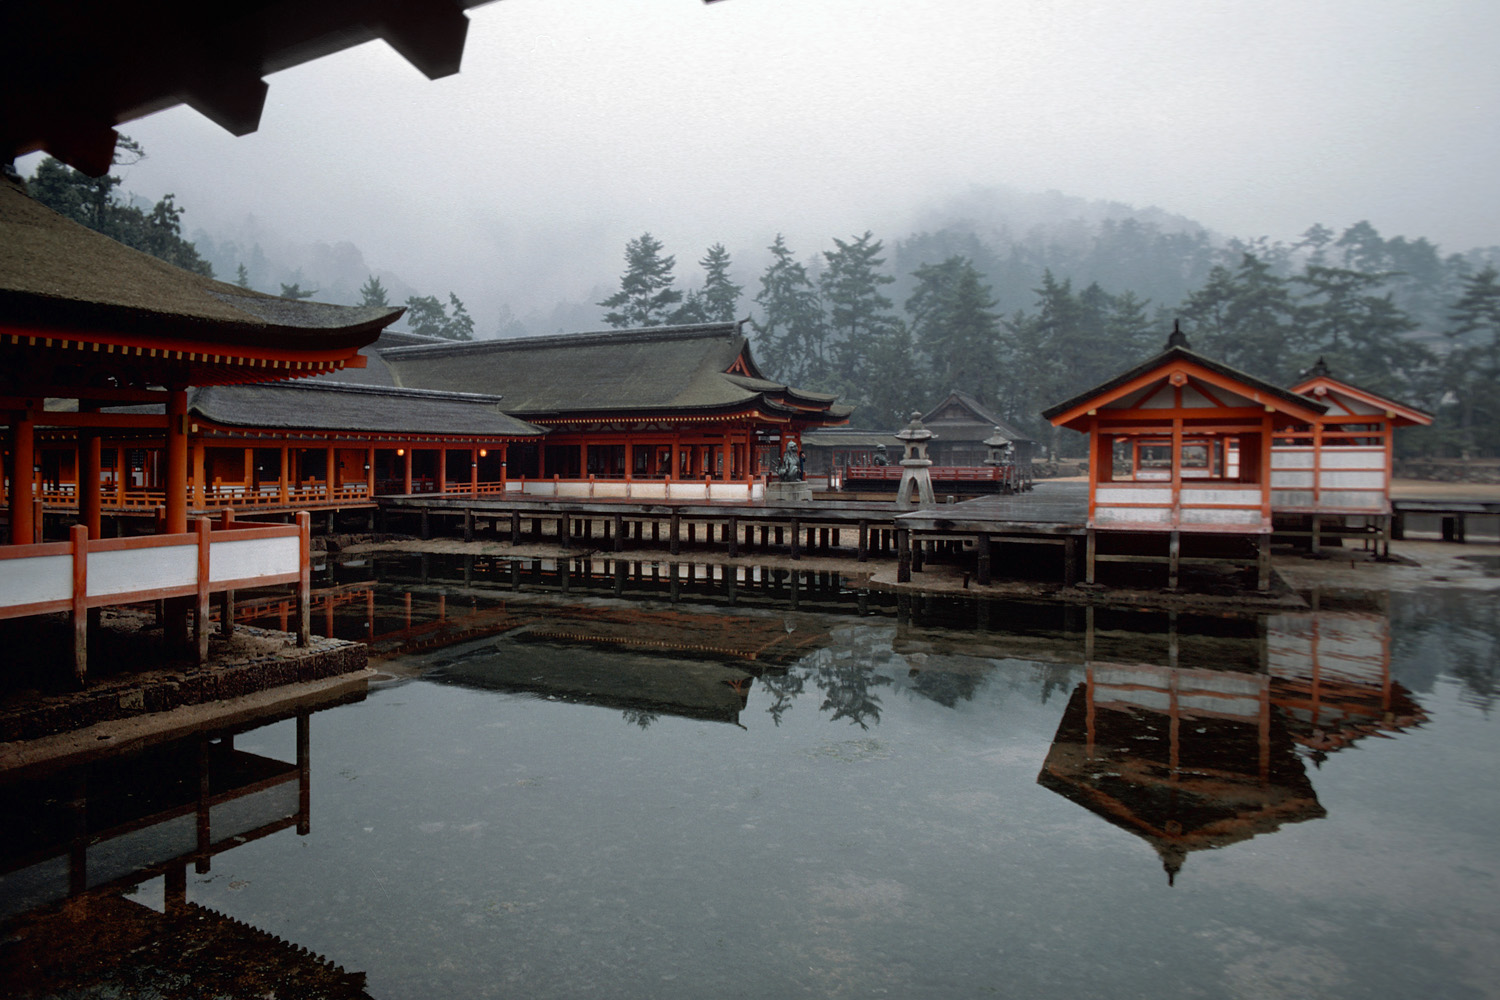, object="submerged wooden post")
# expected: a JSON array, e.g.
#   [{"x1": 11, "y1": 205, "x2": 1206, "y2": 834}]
[
  {"x1": 1063, "y1": 535, "x2": 1078, "y2": 587},
  {"x1": 669, "y1": 510, "x2": 680, "y2": 556},
  {"x1": 1257, "y1": 534, "x2": 1272, "y2": 592},
  {"x1": 70, "y1": 523, "x2": 88, "y2": 686},
  {"x1": 296, "y1": 511, "x2": 311, "y2": 647},
  {"x1": 897, "y1": 527, "x2": 912, "y2": 583},
  {"x1": 464, "y1": 508, "x2": 474, "y2": 542},
  {"x1": 857, "y1": 519, "x2": 869, "y2": 562},
  {"x1": 1167, "y1": 530, "x2": 1180, "y2": 591},
  {"x1": 975, "y1": 532, "x2": 991, "y2": 586},
  {"x1": 1086, "y1": 528, "x2": 1097, "y2": 585},
  {"x1": 194, "y1": 517, "x2": 211, "y2": 665},
  {"x1": 790, "y1": 517, "x2": 801, "y2": 560},
  {"x1": 613, "y1": 513, "x2": 625, "y2": 553}
]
